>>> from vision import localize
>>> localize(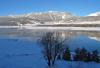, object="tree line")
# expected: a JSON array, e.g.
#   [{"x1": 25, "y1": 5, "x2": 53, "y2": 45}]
[{"x1": 62, "y1": 47, "x2": 99, "y2": 63}]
